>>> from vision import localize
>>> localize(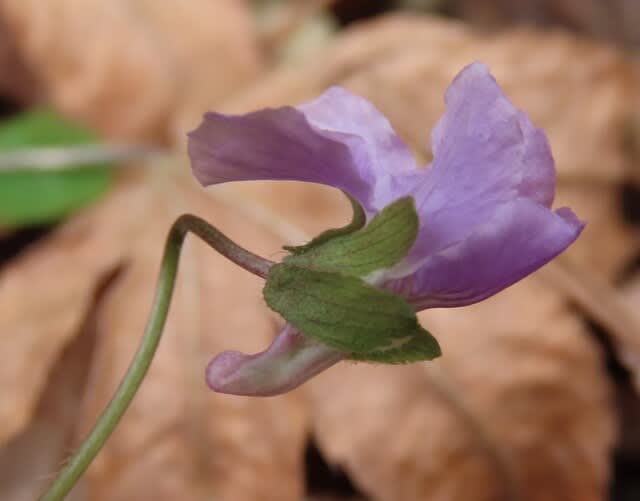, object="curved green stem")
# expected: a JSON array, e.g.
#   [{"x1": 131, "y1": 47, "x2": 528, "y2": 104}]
[{"x1": 40, "y1": 214, "x2": 273, "y2": 501}]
